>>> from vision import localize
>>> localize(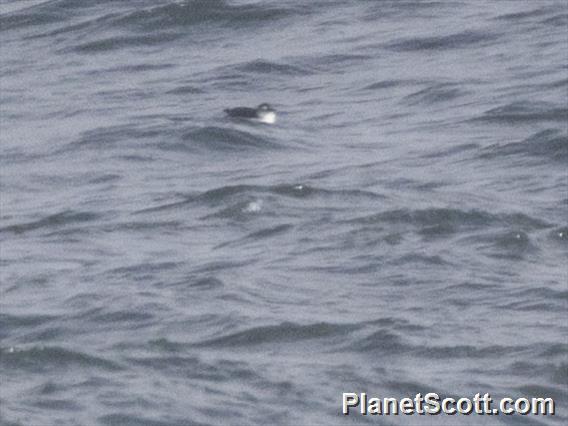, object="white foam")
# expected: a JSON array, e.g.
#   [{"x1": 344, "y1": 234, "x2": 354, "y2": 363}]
[{"x1": 244, "y1": 200, "x2": 262, "y2": 213}]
